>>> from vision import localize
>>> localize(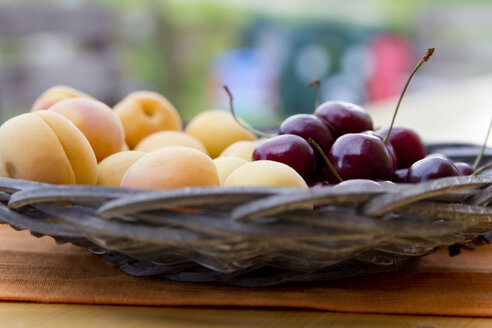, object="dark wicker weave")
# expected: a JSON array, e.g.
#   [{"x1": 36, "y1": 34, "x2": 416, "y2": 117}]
[{"x1": 0, "y1": 143, "x2": 491, "y2": 286}]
